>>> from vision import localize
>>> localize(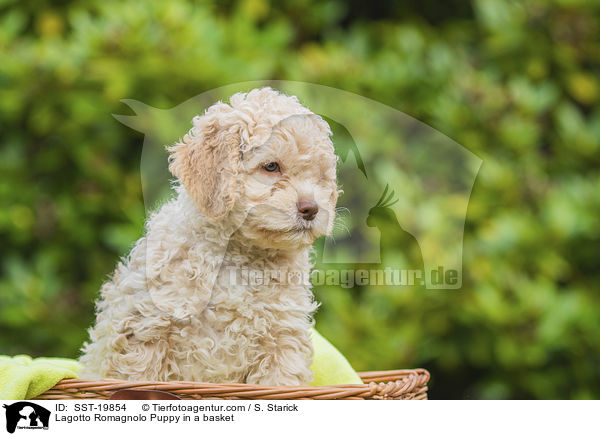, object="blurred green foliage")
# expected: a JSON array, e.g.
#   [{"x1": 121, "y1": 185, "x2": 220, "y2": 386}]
[{"x1": 1, "y1": 0, "x2": 599, "y2": 399}]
